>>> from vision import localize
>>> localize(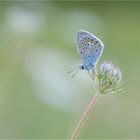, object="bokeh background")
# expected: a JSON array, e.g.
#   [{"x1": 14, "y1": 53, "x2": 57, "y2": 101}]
[{"x1": 0, "y1": 1, "x2": 139, "y2": 139}]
